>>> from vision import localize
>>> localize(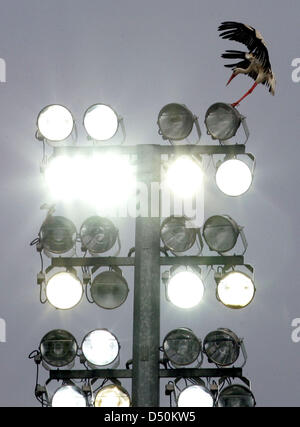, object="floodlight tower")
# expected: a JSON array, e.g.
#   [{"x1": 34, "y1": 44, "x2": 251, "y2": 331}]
[{"x1": 30, "y1": 102, "x2": 257, "y2": 408}]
